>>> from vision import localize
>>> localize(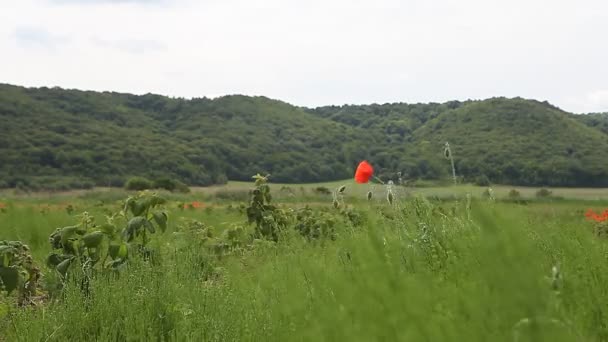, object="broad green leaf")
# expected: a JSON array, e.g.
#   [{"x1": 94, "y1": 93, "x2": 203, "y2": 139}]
[
  {"x1": 131, "y1": 201, "x2": 146, "y2": 216},
  {"x1": 148, "y1": 195, "x2": 166, "y2": 208},
  {"x1": 118, "y1": 243, "x2": 128, "y2": 259},
  {"x1": 127, "y1": 217, "x2": 146, "y2": 232},
  {"x1": 108, "y1": 244, "x2": 120, "y2": 259},
  {"x1": 99, "y1": 223, "x2": 116, "y2": 236},
  {"x1": 152, "y1": 211, "x2": 168, "y2": 233},
  {"x1": 56, "y1": 258, "x2": 73, "y2": 276},
  {"x1": 82, "y1": 231, "x2": 104, "y2": 248},
  {"x1": 2, "y1": 254, "x2": 8, "y2": 268},
  {"x1": 145, "y1": 220, "x2": 155, "y2": 234},
  {"x1": 60, "y1": 225, "x2": 82, "y2": 245},
  {"x1": 0, "y1": 267, "x2": 20, "y2": 294},
  {"x1": 46, "y1": 253, "x2": 66, "y2": 267}
]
